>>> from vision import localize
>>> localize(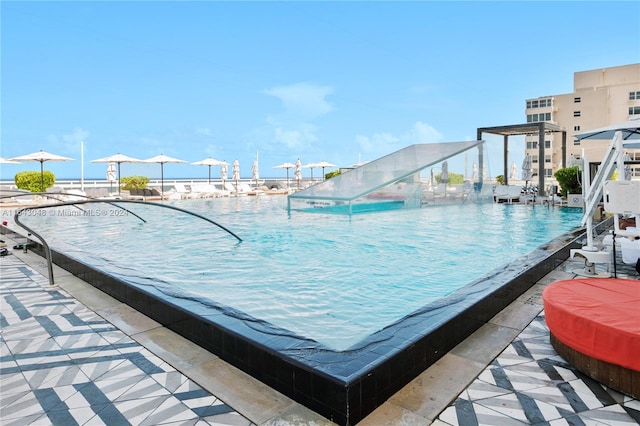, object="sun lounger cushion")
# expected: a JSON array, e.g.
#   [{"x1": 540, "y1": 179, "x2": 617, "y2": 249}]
[{"x1": 543, "y1": 278, "x2": 640, "y2": 371}]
